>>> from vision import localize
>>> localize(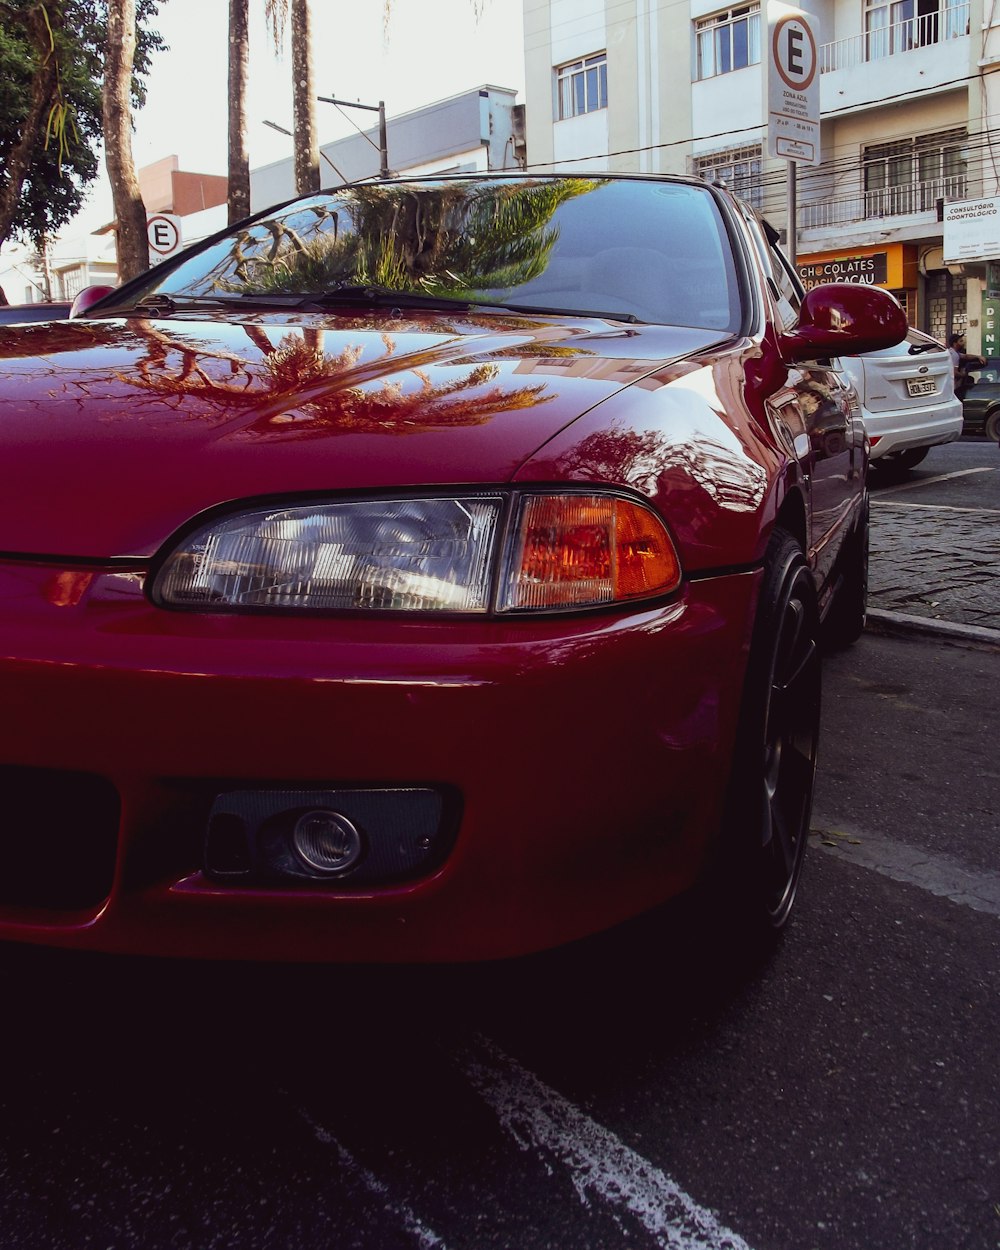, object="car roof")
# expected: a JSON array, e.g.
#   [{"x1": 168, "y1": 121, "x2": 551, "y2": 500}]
[{"x1": 0, "y1": 302, "x2": 72, "y2": 324}]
